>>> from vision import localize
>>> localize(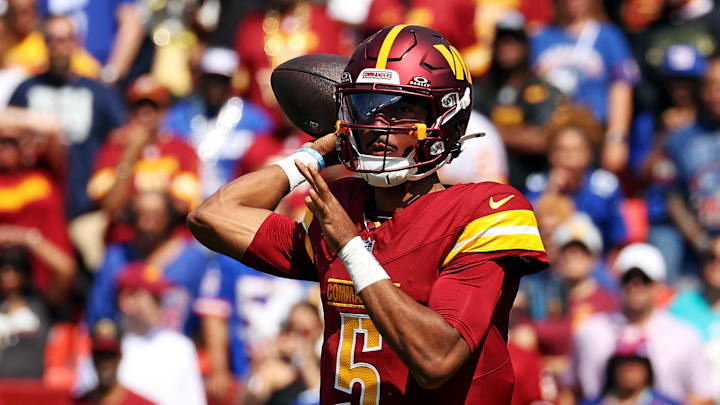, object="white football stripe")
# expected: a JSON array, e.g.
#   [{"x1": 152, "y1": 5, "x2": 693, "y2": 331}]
[{"x1": 451, "y1": 225, "x2": 540, "y2": 253}]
